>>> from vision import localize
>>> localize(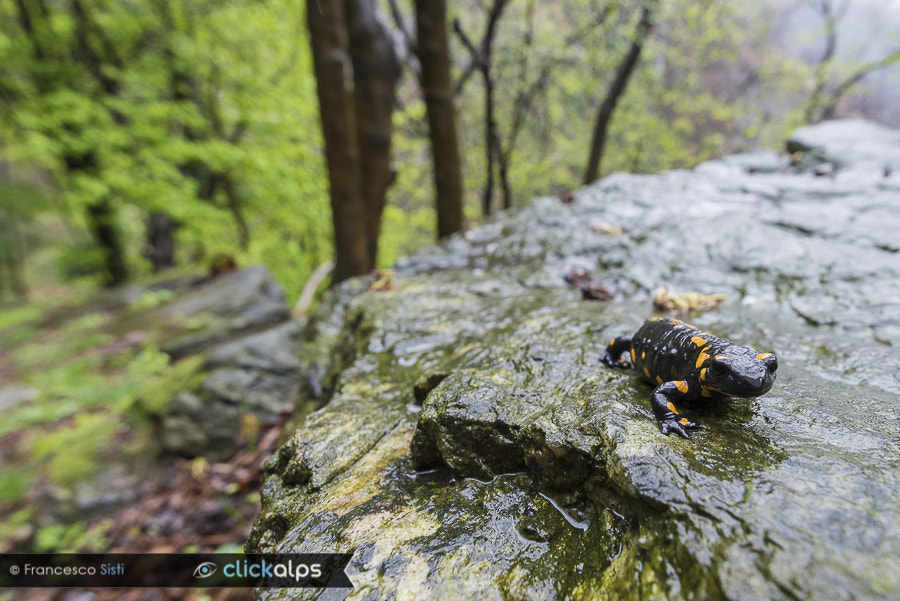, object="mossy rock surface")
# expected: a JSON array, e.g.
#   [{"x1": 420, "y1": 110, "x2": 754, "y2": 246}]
[{"x1": 249, "y1": 121, "x2": 900, "y2": 600}]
